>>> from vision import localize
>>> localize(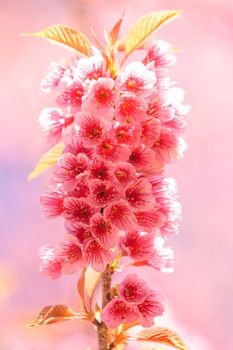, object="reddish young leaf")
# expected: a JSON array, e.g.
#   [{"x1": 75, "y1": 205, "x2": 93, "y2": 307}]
[{"x1": 108, "y1": 10, "x2": 125, "y2": 46}]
